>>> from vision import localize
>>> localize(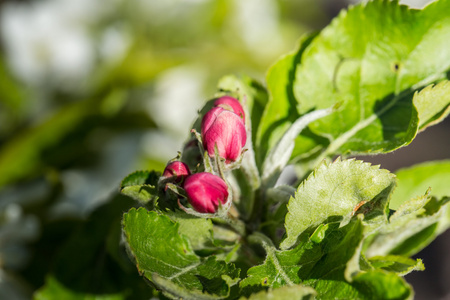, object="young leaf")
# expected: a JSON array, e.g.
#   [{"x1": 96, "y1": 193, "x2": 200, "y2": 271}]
[
  {"x1": 241, "y1": 219, "x2": 364, "y2": 293},
  {"x1": 293, "y1": 0, "x2": 450, "y2": 160},
  {"x1": 120, "y1": 170, "x2": 160, "y2": 204},
  {"x1": 365, "y1": 195, "x2": 450, "y2": 258},
  {"x1": 413, "y1": 80, "x2": 450, "y2": 131},
  {"x1": 122, "y1": 208, "x2": 239, "y2": 299},
  {"x1": 368, "y1": 255, "x2": 424, "y2": 276},
  {"x1": 281, "y1": 158, "x2": 395, "y2": 250},
  {"x1": 390, "y1": 160, "x2": 450, "y2": 210},
  {"x1": 350, "y1": 270, "x2": 413, "y2": 300}
]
